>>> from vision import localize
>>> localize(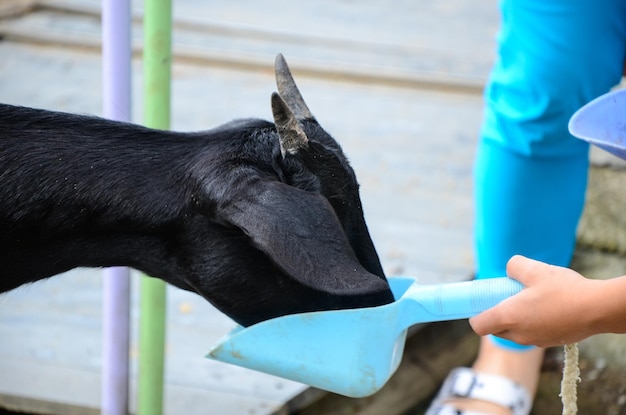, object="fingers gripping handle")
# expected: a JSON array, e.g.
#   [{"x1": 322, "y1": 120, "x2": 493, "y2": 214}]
[{"x1": 407, "y1": 277, "x2": 523, "y2": 323}]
